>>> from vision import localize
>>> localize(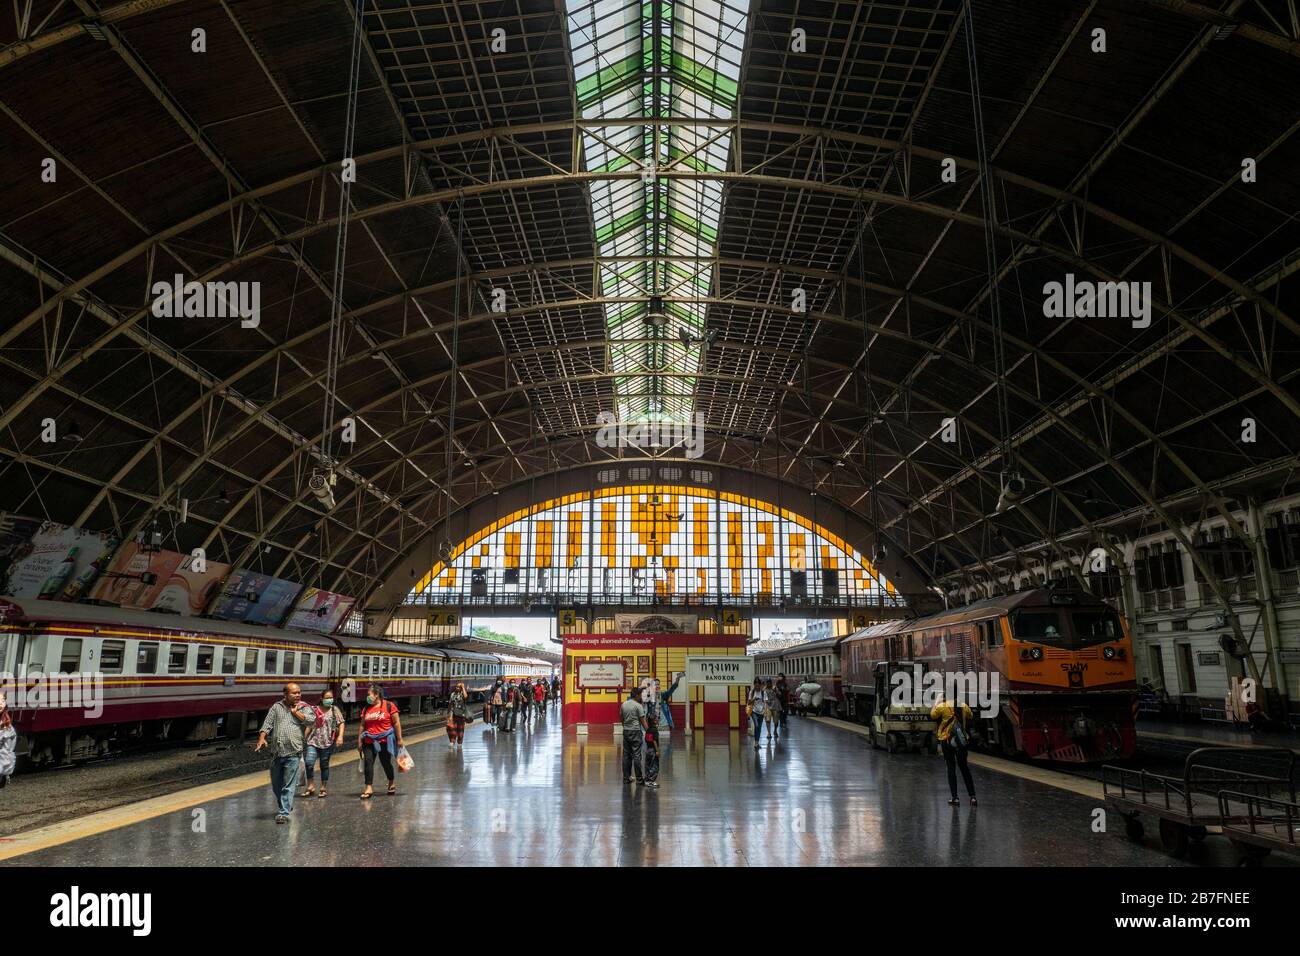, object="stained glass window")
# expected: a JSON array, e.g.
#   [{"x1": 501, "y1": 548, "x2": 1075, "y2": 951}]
[{"x1": 408, "y1": 486, "x2": 901, "y2": 609}]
